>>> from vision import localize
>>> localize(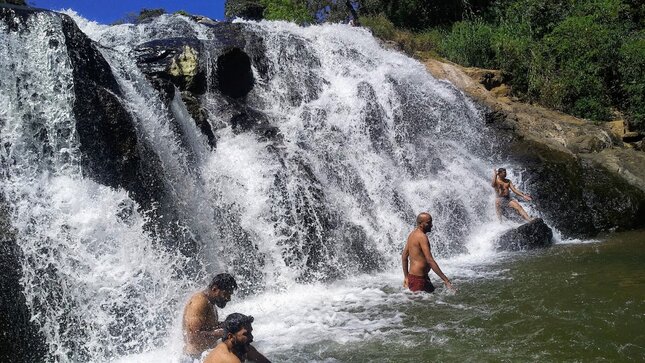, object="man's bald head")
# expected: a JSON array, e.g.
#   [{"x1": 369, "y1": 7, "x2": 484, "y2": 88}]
[{"x1": 416, "y1": 212, "x2": 432, "y2": 226}]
